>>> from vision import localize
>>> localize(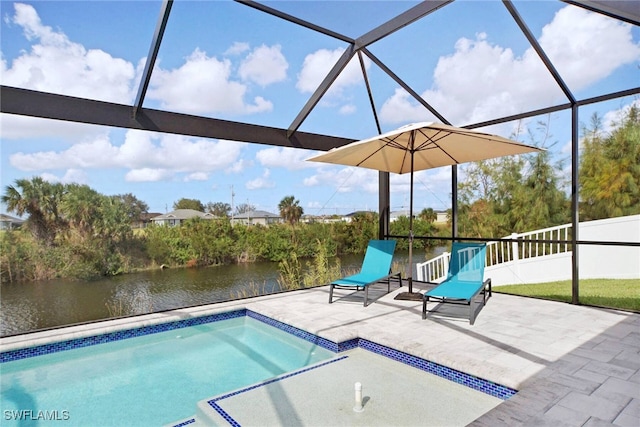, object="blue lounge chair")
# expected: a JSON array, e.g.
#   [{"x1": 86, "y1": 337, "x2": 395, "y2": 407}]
[
  {"x1": 422, "y1": 242, "x2": 491, "y2": 324},
  {"x1": 329, "y1": 240, "x2": 401, "y2": 306}
]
